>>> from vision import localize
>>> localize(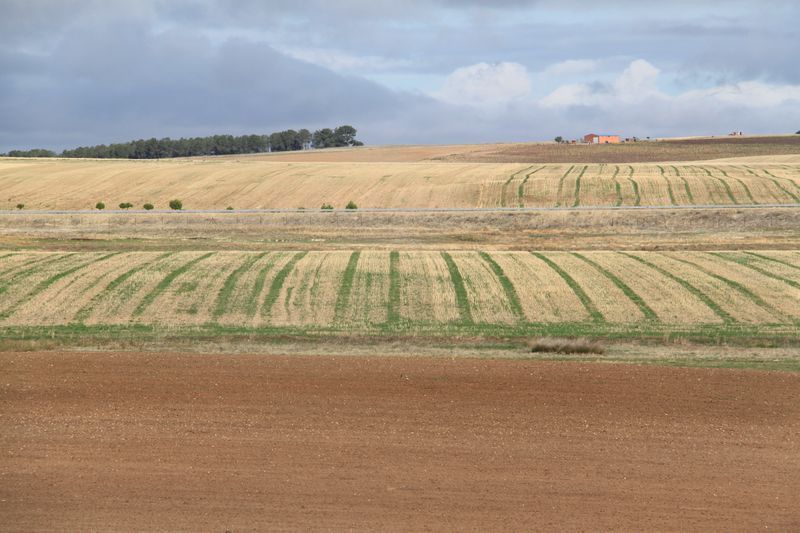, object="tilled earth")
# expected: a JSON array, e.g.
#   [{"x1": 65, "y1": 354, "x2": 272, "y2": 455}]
[{"x1": 1, "y1": 352, "x2": 799, "y2": 530}]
